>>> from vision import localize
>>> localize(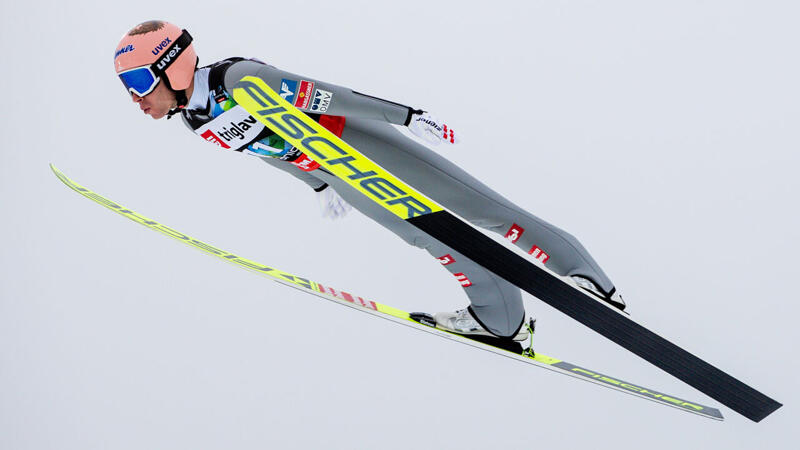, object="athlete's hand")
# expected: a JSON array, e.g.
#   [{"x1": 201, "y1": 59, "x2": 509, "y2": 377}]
[
  {"x1": 408, "y1": 111, "x2": 459, "y2": 146},
  {"x1": 316, "y1": 185, "x2": 352, "y2": 220}
]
